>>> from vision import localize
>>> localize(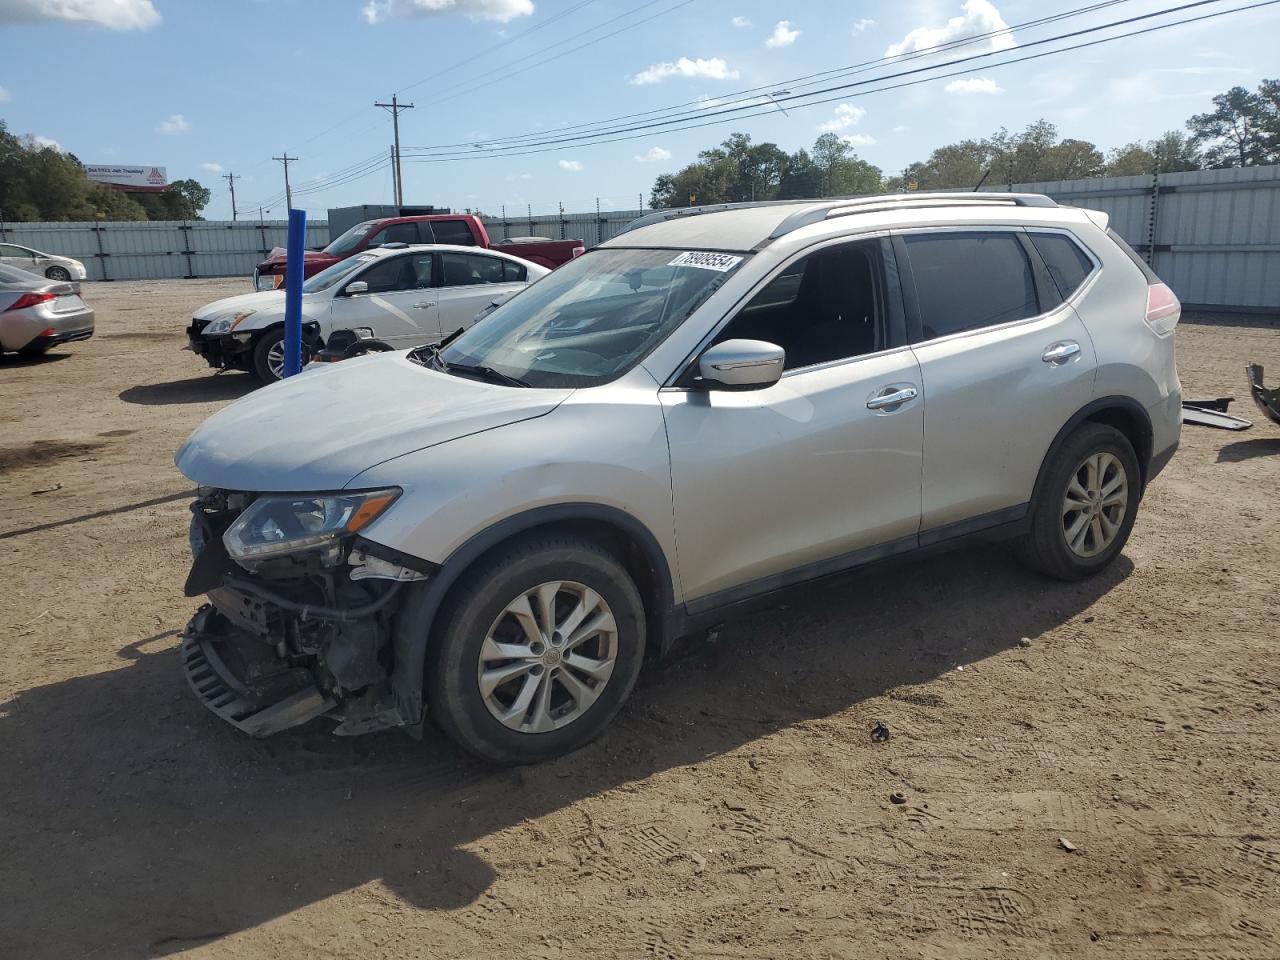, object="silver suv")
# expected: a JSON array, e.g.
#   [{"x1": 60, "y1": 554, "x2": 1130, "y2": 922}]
[{"x1": 176, "y1": 193, "x2": 1182, "y2": 763}]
